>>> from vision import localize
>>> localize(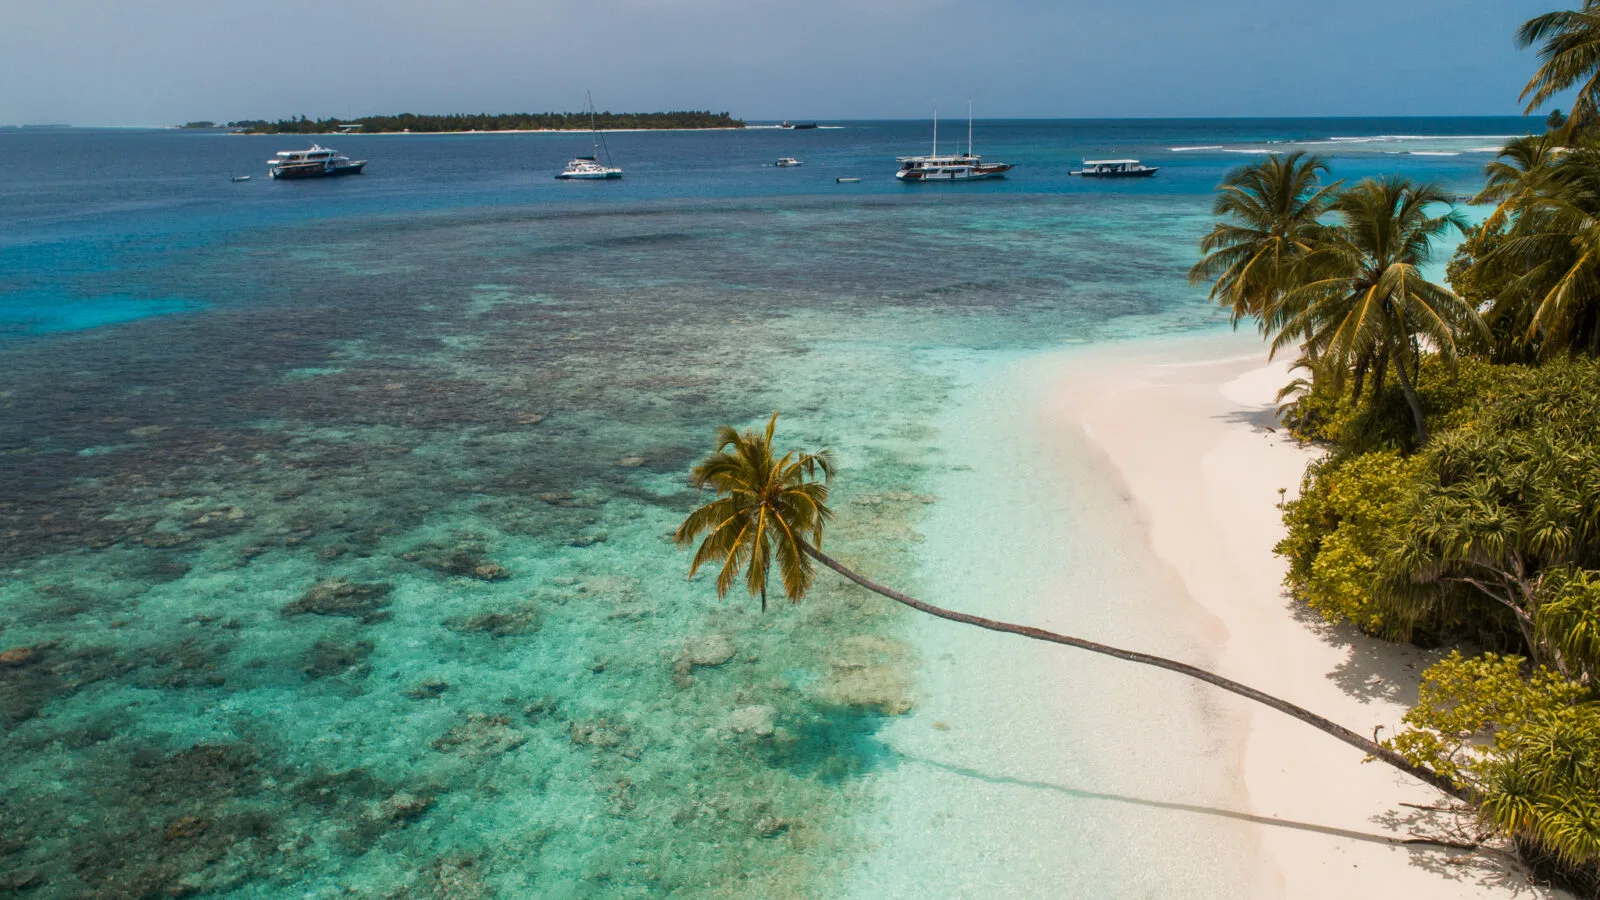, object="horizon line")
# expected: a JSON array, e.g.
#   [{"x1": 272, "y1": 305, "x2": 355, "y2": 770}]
[{"x1": 3, "y1": 112, "x2": 1549, "y2": 131}]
